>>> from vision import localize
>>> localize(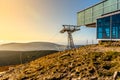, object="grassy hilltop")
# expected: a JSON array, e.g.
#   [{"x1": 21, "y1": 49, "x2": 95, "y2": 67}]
[{"x1": 0, "y1": 44, "x2": 120, "y2": 80}]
